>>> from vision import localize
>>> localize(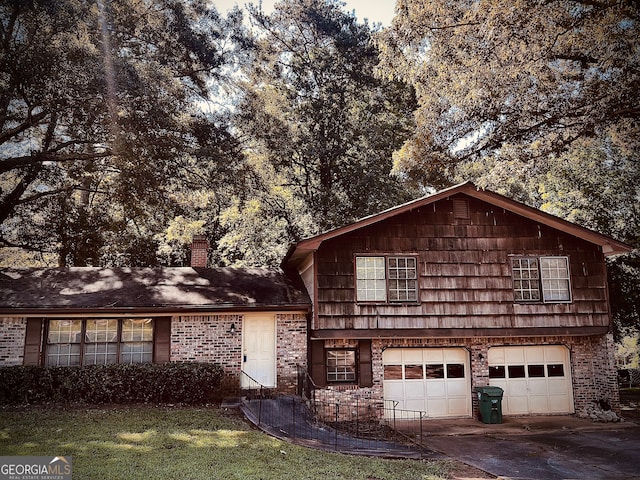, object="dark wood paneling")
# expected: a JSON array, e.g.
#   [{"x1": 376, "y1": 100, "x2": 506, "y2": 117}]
[
  {"x1": 153, "y1": 317, "x2": 171, "y2": 363},
  {"x1": 23, "y1": 318, "x2": 43, "y2": 366},
  {"x1": 314, "y1": 194, "x2": 610, "y2": 333},
  {"x1": 358, "y1": 340, "x2": 373, "y2": 387}
]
